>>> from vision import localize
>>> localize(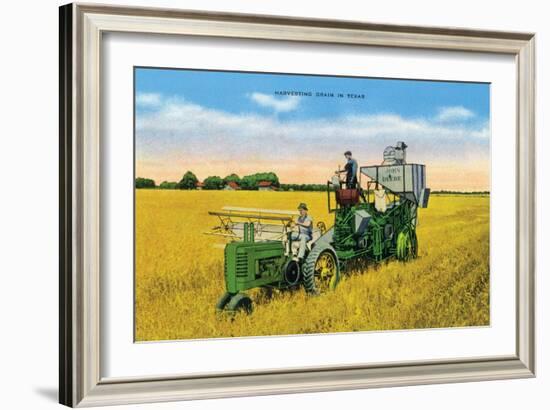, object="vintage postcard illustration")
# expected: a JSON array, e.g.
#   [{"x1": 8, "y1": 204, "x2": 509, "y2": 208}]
[{"x1": 134, "y1": 68, "x2": 490, "y2": 341}]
